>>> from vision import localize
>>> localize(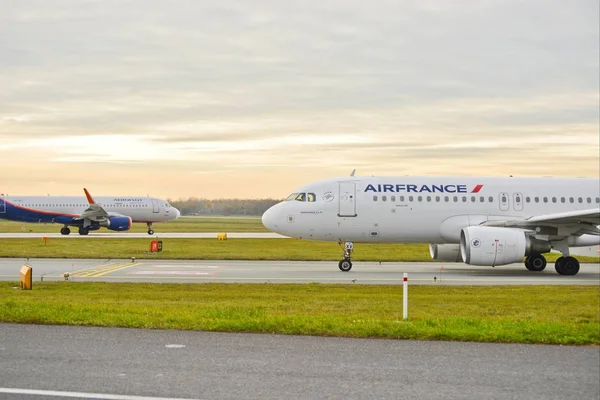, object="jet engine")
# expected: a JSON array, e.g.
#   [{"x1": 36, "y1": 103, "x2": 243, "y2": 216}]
[
  {"x1": 99, "y1": 216, "x2": 132, "y2": 232},
  {"x1": 460, "y1": 226, "x2": 551, "y2": 266},
  {"x1": 429, "y1": 244, "x2": 463, "y2": 262}
]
